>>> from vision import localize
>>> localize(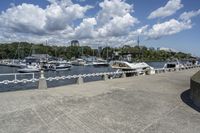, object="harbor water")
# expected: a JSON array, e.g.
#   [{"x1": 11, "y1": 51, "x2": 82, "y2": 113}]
[{"x1": 0, "y1": 61, "x2": 178, "y2": 92}]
